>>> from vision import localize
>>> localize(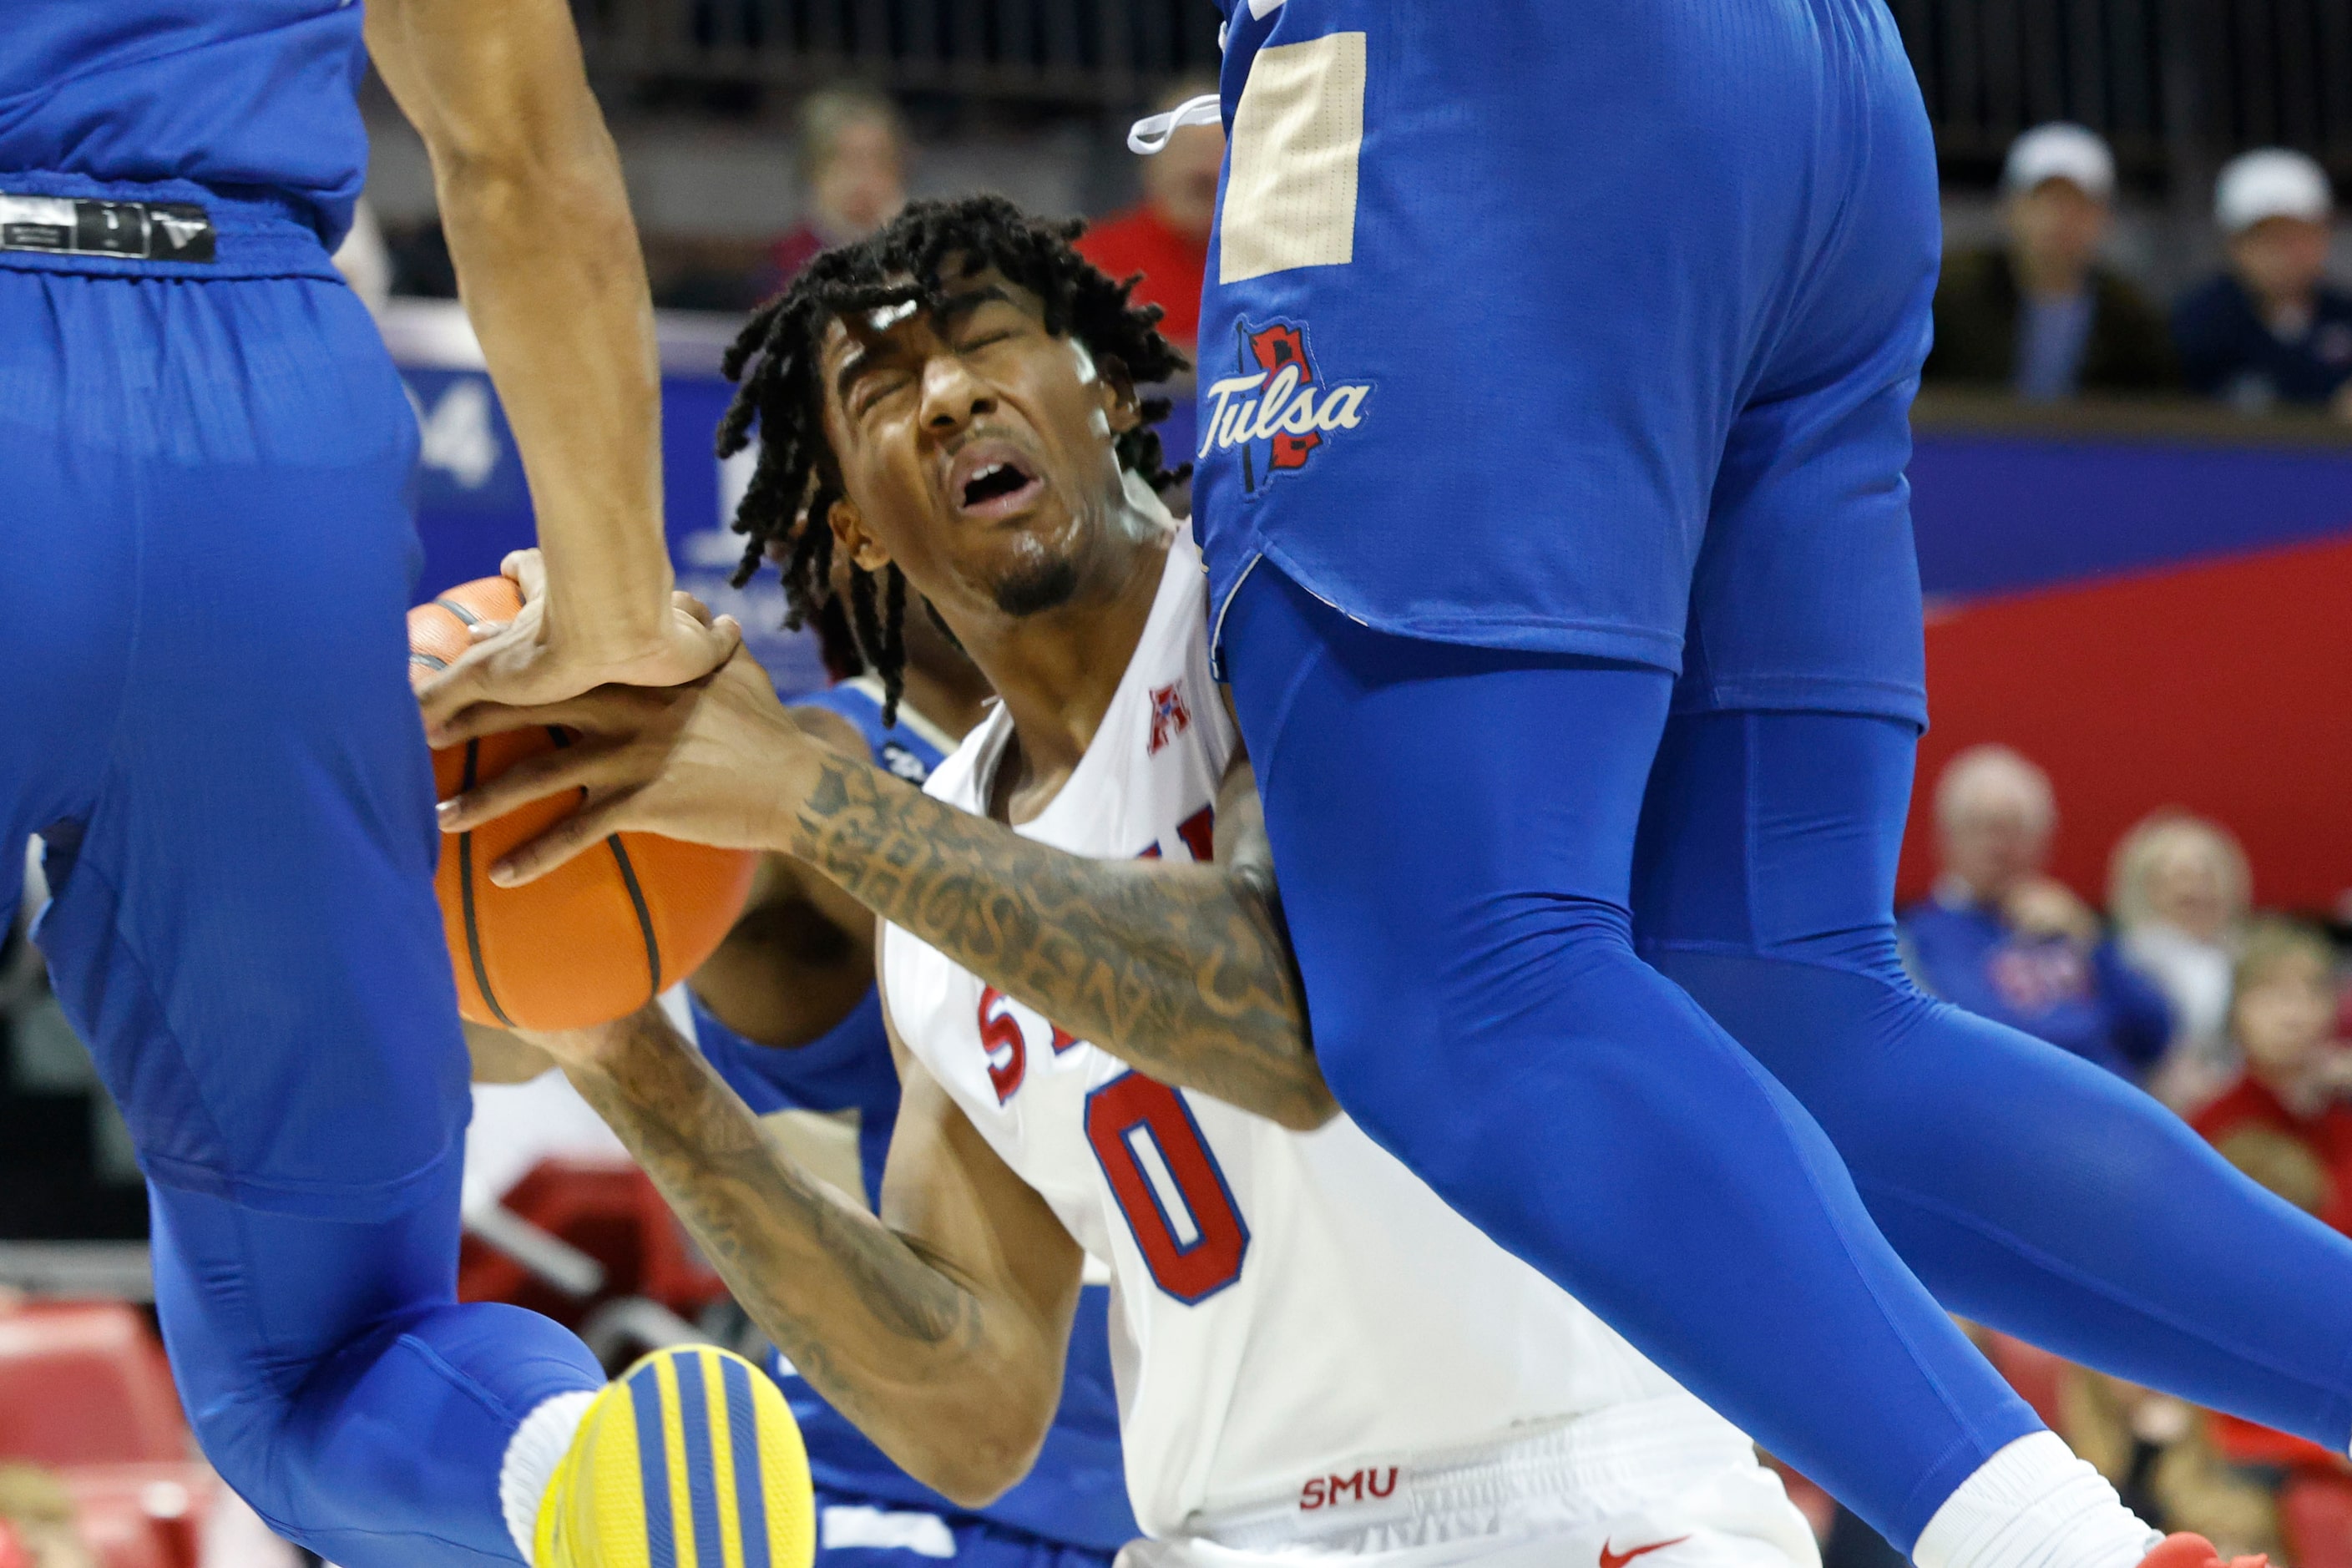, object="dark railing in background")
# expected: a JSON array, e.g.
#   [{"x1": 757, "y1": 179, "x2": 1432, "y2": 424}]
[
  {"x1": 576, "y1": 0, "x2": 1222, "y2": 106},
  {"x1": 574, "y1": 0, "x2": 2352, "y2": 182},
  {"x1": 1894, "y1": 0, "x2": 2352, "y2": 184}
]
